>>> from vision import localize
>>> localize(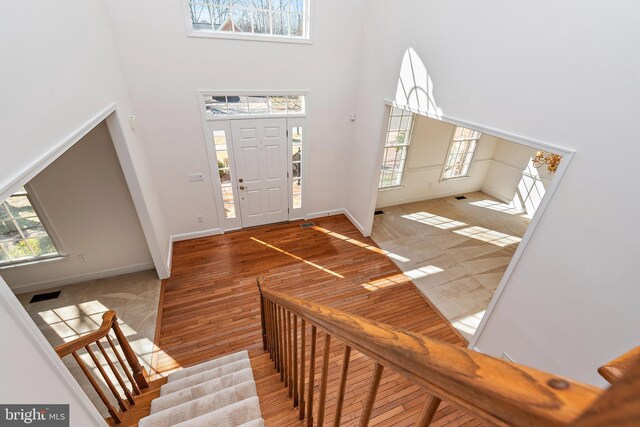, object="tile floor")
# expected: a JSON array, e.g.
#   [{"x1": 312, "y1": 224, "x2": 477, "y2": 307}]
[
  {"x1": 371, "y1": 191, "x2": 530, "y2": 342},
  {"x1": 17, "y1": 269, "x2": 162, "y2": 416}
]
